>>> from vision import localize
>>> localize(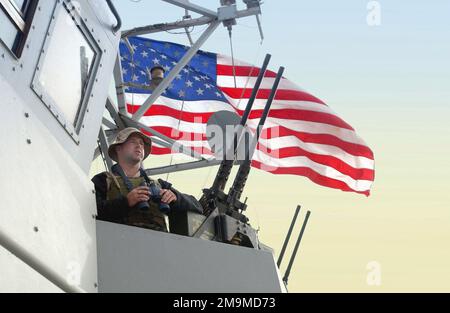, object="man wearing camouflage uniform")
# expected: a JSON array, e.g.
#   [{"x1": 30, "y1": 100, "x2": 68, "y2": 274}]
[{"x1": 92, "y1": 127, "x2": 202, "y2": 232}]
